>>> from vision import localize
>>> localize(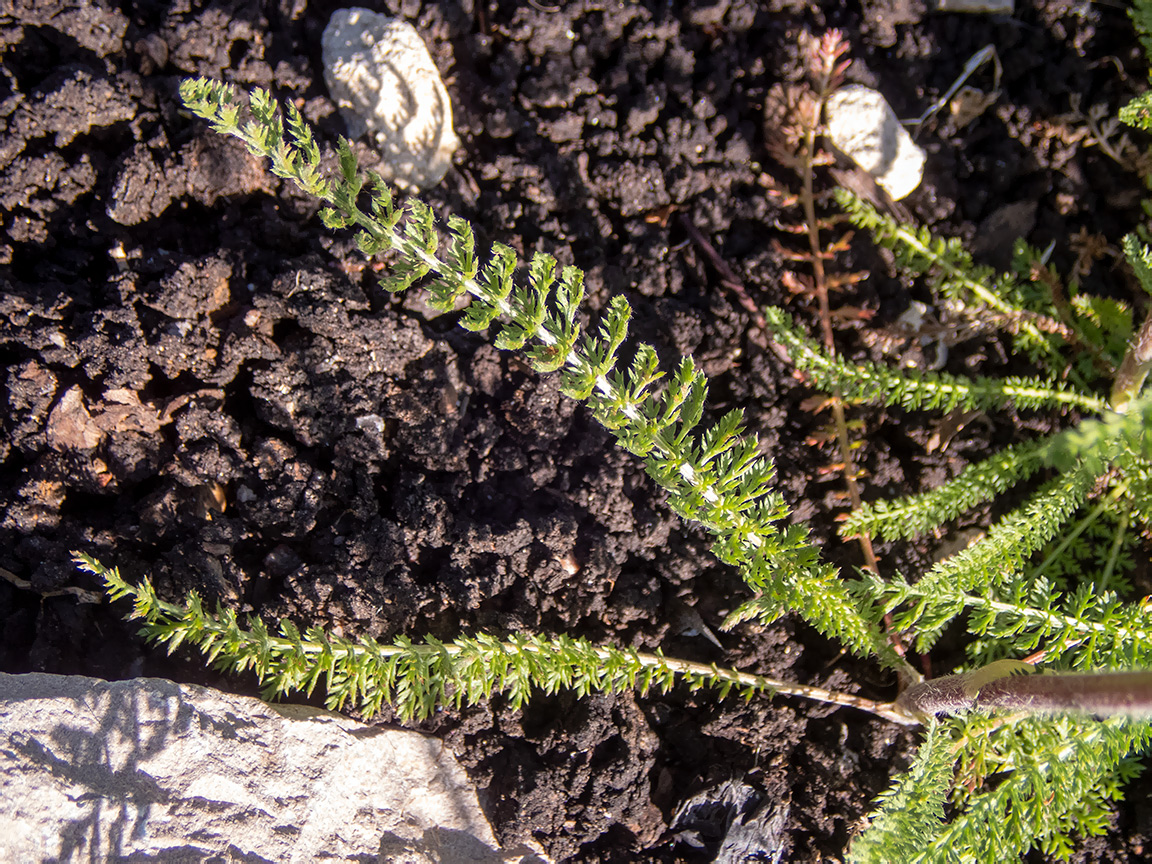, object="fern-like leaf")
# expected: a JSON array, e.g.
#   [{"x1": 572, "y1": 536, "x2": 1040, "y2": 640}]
[
  {"x1": 927, "y1": 715, "x2": 1151, "y2": 862},
  {"x1": 75, "y1": 554, "x2": 914, "y2": 723},
  {"x1": 842, "y1": 438, "x2": 1051, "y2": 542},
  {"x1": 880, "y1": 462, "x2": 1102, "y2": 651},
  {"x1": 835, "y1": 190, "x2": 1069, "y2": 367},
  {"x1": 764, "y1": 306, "x2": 1103, "y2": 414},
  {"x1": 849, "y1": 719, "x2": 954, "y2": 862}
]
